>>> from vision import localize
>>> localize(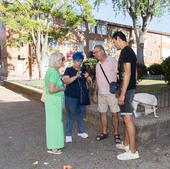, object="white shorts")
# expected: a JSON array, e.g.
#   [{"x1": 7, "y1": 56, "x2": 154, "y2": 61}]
[{"x1": 98, "y1": 94, "x2": 120, "y2": 113}]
